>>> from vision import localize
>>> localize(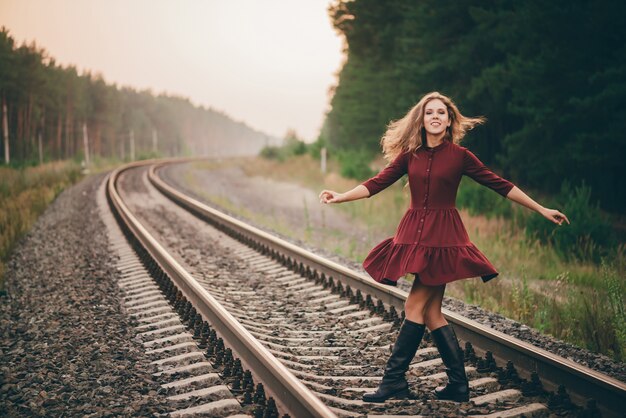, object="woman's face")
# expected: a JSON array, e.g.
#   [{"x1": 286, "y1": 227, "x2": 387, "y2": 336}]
[{"x1": 423, "y1": 99, "x2": 450, "y2": 137}]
